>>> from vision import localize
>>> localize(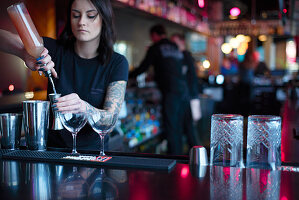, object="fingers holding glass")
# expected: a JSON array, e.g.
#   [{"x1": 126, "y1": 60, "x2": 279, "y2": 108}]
[{"x1": 56, "y1": 94, "x2": 87, "y2": 154}]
